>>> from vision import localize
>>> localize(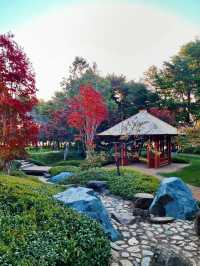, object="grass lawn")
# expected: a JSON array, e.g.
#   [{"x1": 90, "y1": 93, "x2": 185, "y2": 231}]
[{"x1": 160, "y1": 154, "x2": 200, "y2": 187}]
